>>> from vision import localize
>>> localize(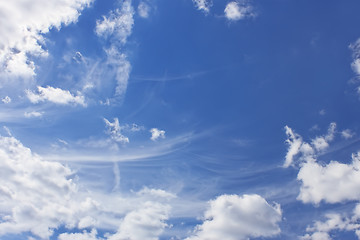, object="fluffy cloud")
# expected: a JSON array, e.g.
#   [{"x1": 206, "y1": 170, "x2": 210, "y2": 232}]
[
  {"x1": 26, "y1": 86, "x2": 86, "y2": 106},
  {"x1": 0, "y1": 135, "x2": 96, "y2": 238},
  {"x1": 108, "y1": 201, "x2": 170, "y2": 240},
  {"x1": 95, "y1": 0, "x2": 134, "y2": 44},
  {"x1": 224, "y1": 1, "x2": 255, "y2": 21},
  {"x1": 284, "y1": 123, "x2": 360, "y2": 204},
  {"x1": 284, "y1": 123, "x2": 336, "y2": 167},
  {"x1": 186, "y1": 194, "x2": 282, "y2": 240},
  {"x1": 301, "y1": 209, "x2": 360, "y2": 240},
  {"x1": 104, "y1": 118, "x2": 130, "y2": 144},
  {"x1": 138, "y1": 1, "x2": 151, "y2": 18},
  {"x1": 150, "y1": 128, "x2": 166, "y2": 141},
  {"x1": 0, "y1": 0, "x2": 92, "y2": 78},
  {"x1": 0, "y1": 134, "x2": 176, "y2": 239},
  {"x1": 298, "y1": 152, "x2": 360, "y2": 204},
  {"x1": 192, "y1": 0, "x2": 212, "y2": 13}
]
